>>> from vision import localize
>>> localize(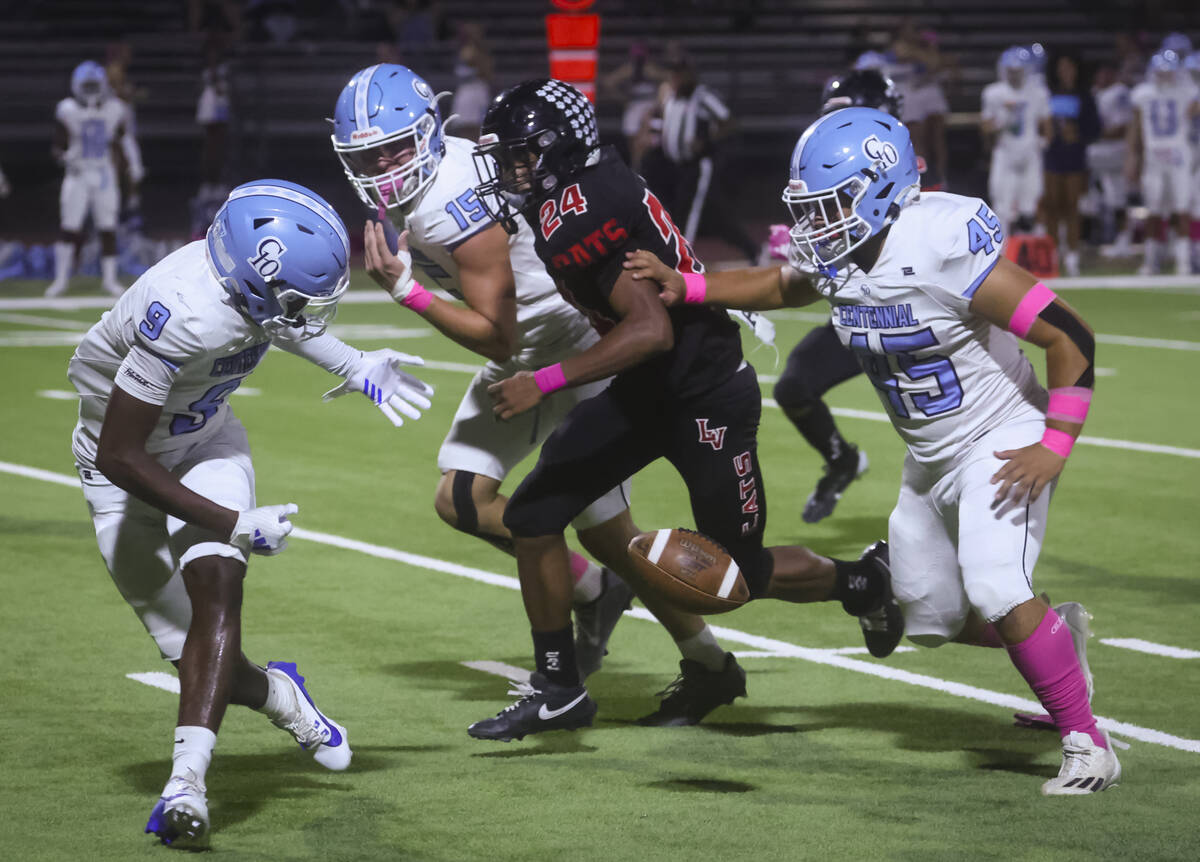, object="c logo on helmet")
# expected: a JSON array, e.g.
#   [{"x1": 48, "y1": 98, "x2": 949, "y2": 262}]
[
  {"x1": 248, "y1": 237, "x2": 287, "y2": 280},
  {"x1": 412, "y1": 79, "x2": 433, "y2": 101},
  {"x1": 862, "y1": 135, "x2": 899, "y2": 168}
]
